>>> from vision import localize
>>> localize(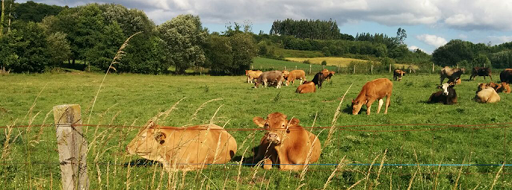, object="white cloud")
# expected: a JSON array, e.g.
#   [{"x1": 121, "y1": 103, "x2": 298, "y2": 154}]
[
  {"x1": 20, "y1": 0, "x2": 512, "y2": 31},
  {"x1": 487, "y1": 36, "x2": 512, "y2": 45},
  {"x1": 408, "y1": 45, "x2": 430, "y2": 54},
  {"x1": 416, "y1": 34, "x2": 448, "y2": 48}
]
